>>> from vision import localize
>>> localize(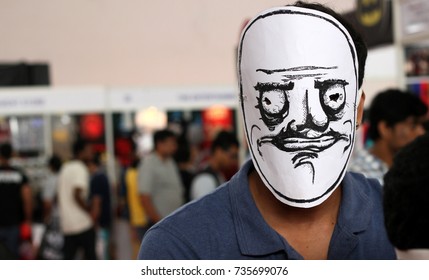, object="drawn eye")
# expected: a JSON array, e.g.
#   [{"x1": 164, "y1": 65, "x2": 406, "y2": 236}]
[
  {"x1": 322, "y1": 85, "x2": 345, "y2": 110},
  {"x1": 261, "y1": 91, "x2": 286, "y2": 115},
  {"x1": 254, "y1": 82, "x2": 293, "y2": 130},
  {"x1": 257, "y1": 90, "x2": 289, "y2": 129},
  {"x1": 320, "y1": 84, "x2": 346, "y2": 121}
]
